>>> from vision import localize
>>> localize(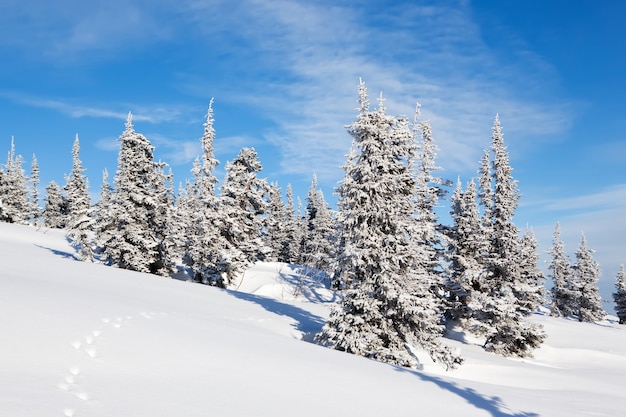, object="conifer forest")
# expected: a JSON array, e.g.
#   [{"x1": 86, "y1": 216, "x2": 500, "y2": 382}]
[{"x1": 1, "y1": 81, "x2": 623, "y2": 368}]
